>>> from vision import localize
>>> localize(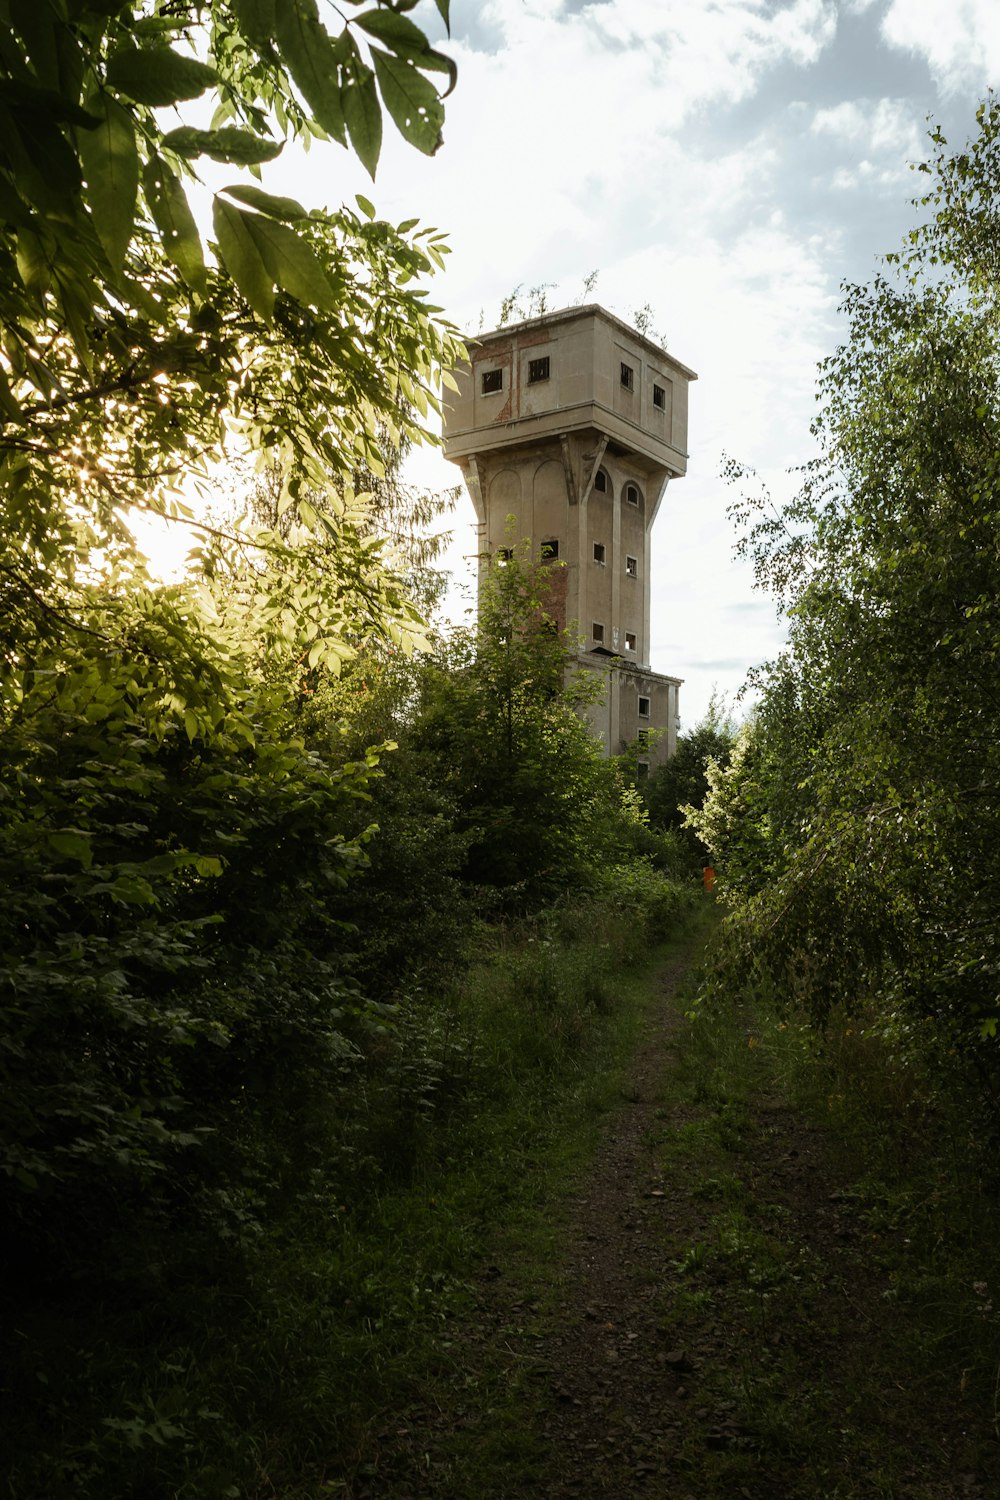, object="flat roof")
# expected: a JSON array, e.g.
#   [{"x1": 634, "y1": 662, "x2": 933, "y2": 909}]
[{"x1": 465, "y1": 303, "x2": 698, "y2": 384}]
